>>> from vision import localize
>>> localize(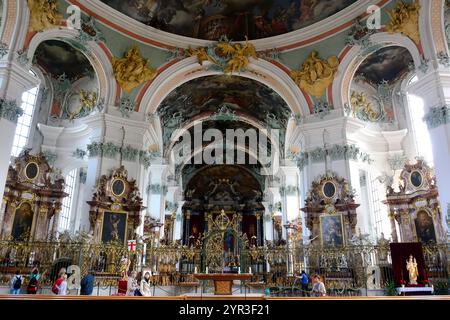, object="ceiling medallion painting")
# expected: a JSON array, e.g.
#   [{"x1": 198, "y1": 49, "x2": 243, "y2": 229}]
[
  {"x1": 355, "y1": 46, "x2": 414, "y2": 86},
  {"x1": 386, "y1": 0, "x2": 421, "y2": 44},
  {"x1": 291, "y1": 50, "x2": 339, "y2": 98},
  {"x1": 100, "y1": 0, "x2": 357, "y2": 41},
  {"x1": 34, "y1": 40, "x2": 94, "y2": 81},
  {"x1": 112, "y1": 46, "x2": 157, "y2": 93}
]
